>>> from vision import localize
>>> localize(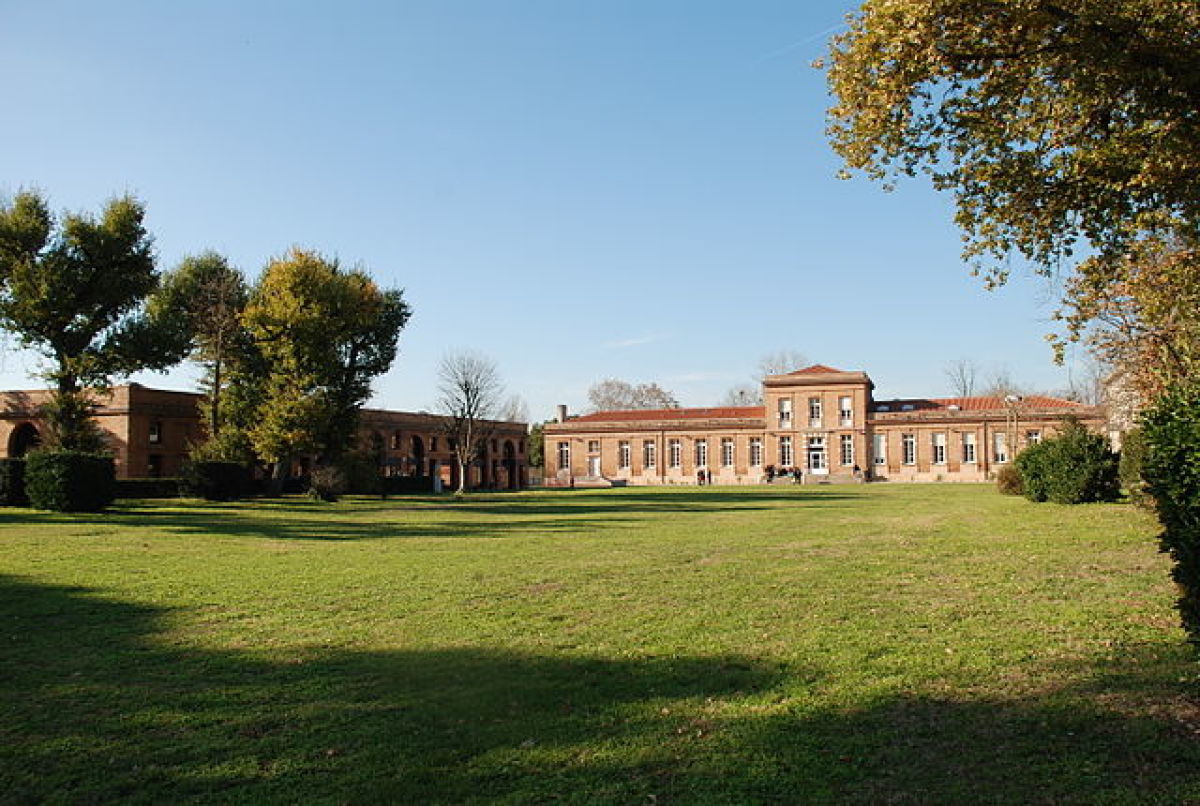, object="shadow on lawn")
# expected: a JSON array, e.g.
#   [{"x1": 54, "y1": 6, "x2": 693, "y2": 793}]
[{"x1": 4, "y1": 575, "x2": 1200, "y2": 803}]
